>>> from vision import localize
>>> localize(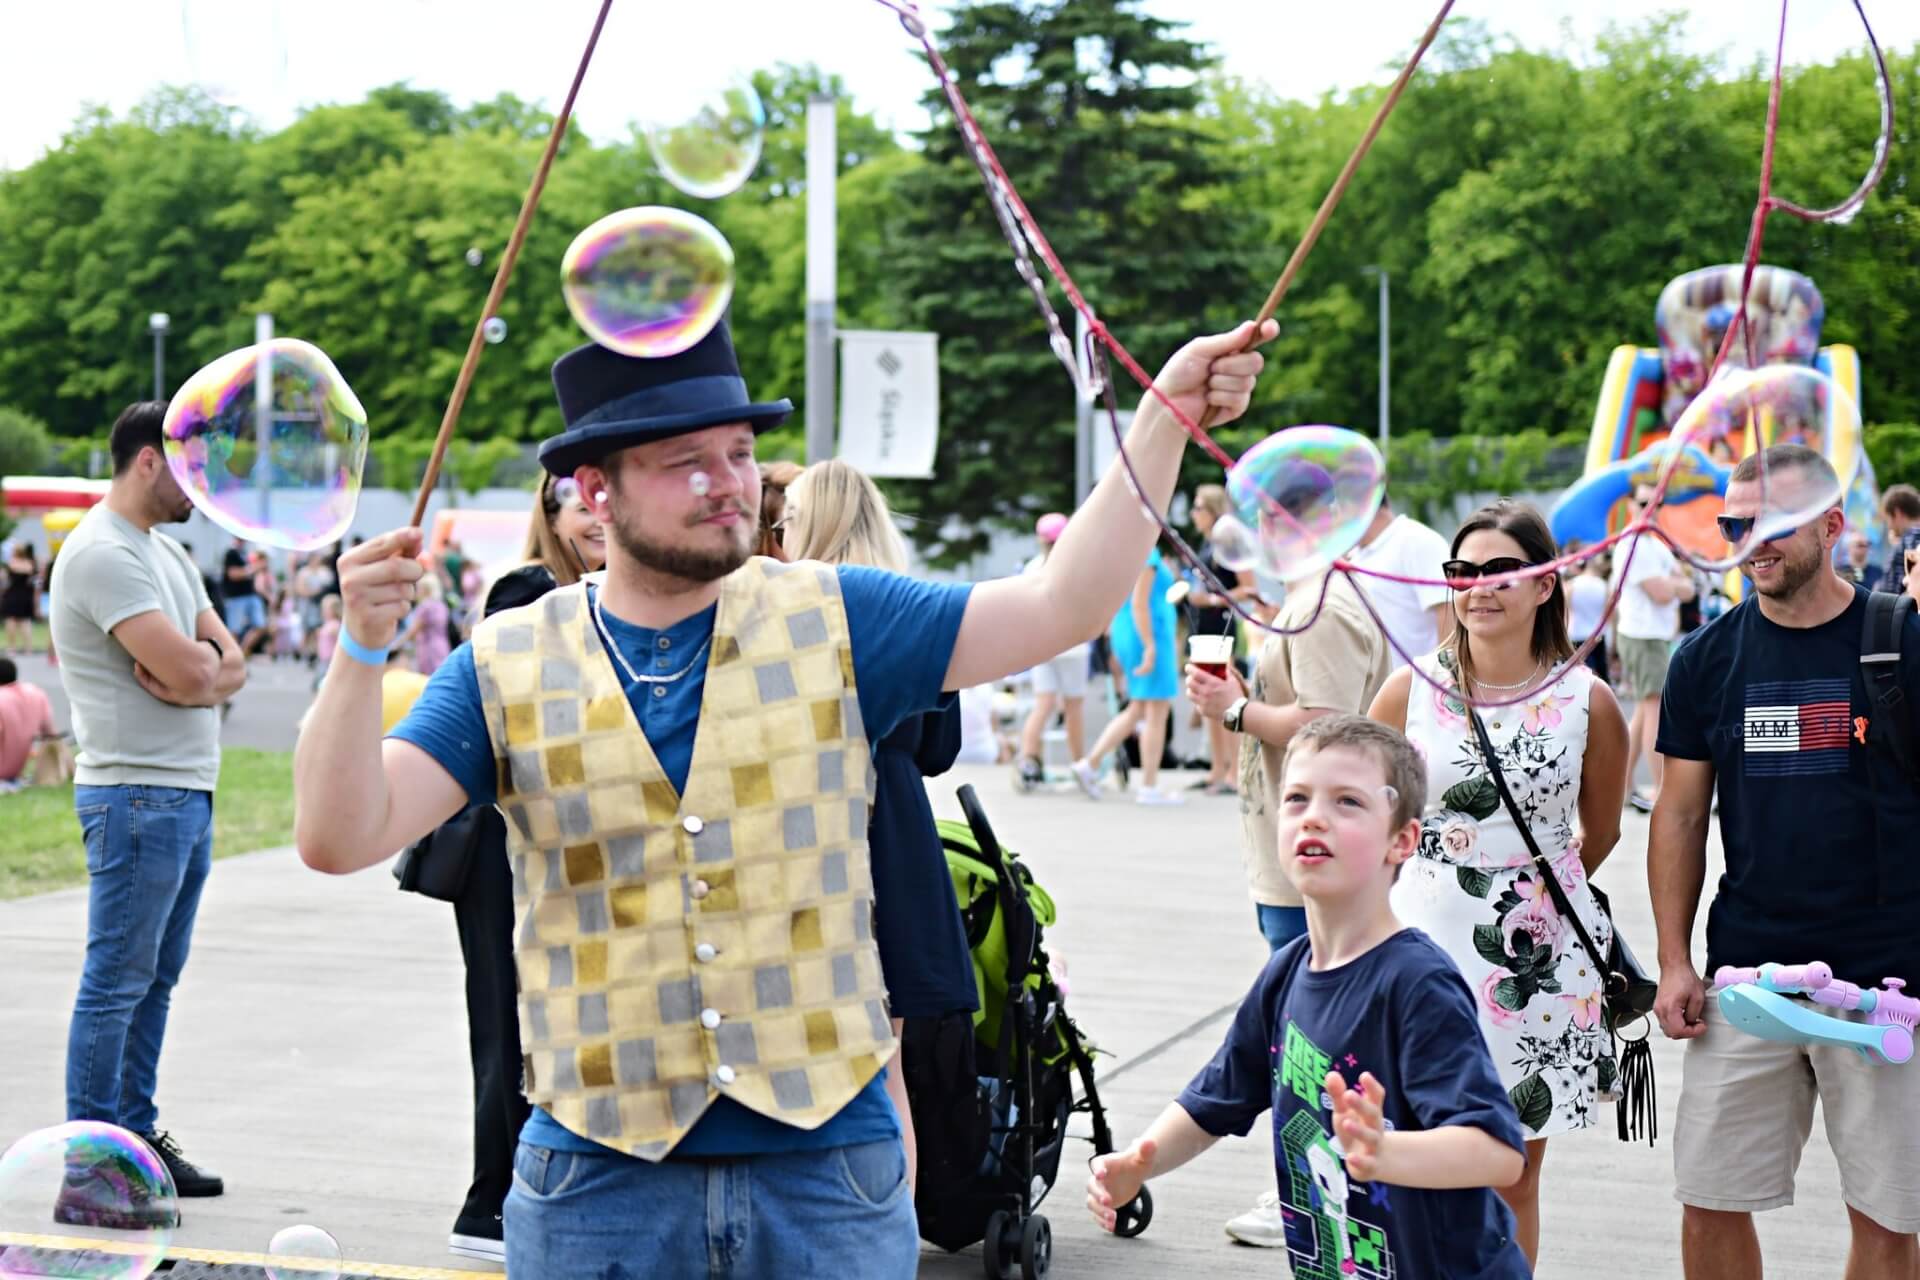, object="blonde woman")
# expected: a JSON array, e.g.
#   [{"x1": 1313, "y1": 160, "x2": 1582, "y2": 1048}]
[{"x1": 783, "y1": 459, "x2": 978, "y2": 1190}]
